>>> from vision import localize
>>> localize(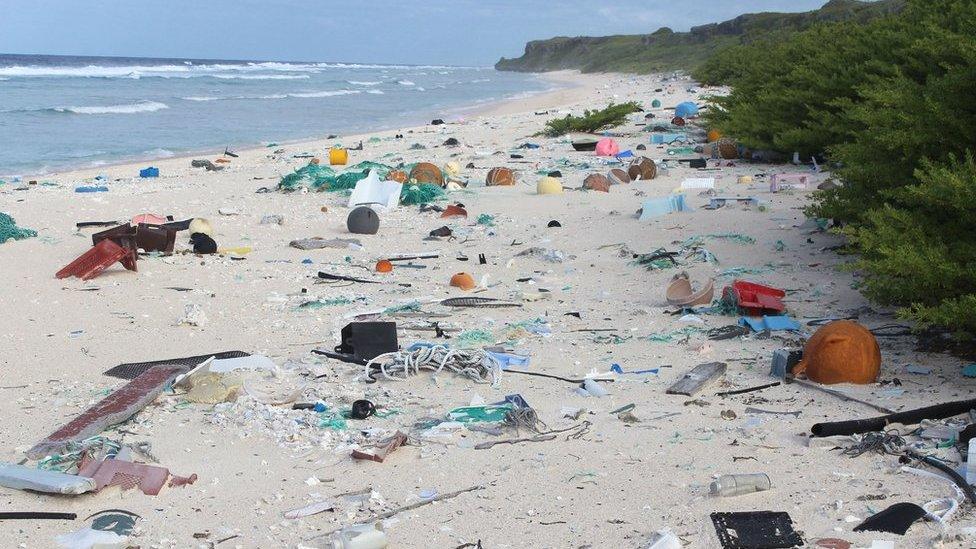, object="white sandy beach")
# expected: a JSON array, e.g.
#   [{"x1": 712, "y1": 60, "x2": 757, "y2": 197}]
[{"x1": 1, "y1": 70, "x2": 970, "y2": 548}]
